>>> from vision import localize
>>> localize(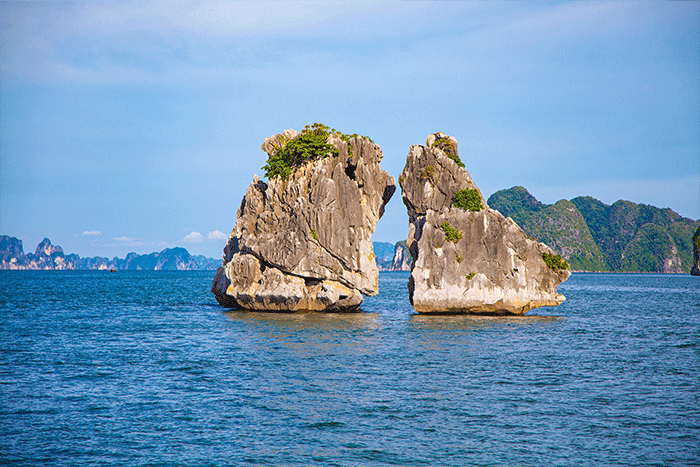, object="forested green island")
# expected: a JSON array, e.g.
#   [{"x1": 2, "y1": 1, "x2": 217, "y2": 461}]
[{"x1": 488, "y1": 186, "x2": 699, "y2": 273}]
